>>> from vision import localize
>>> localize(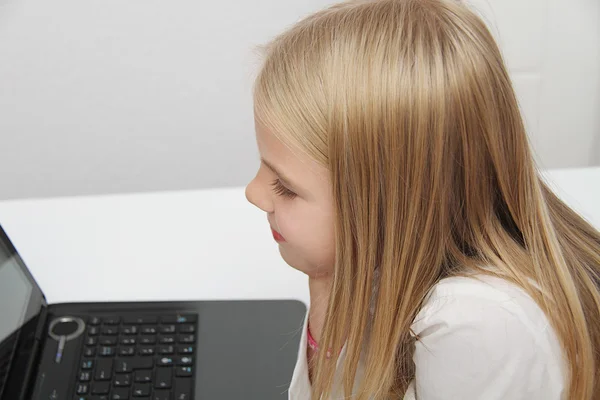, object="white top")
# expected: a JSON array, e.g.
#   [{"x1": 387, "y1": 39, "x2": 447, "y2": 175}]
[{"x1": 289, "y1": 275, "x2": 566, "y2": 399}]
